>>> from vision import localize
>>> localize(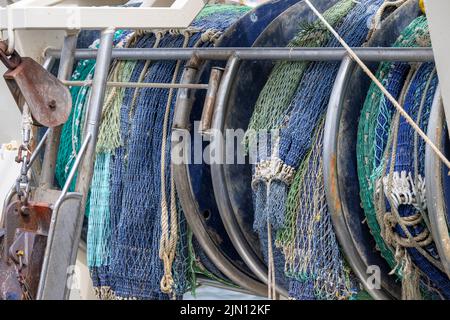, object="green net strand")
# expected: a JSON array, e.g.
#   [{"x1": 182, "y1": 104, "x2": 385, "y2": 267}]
[
  {"x1": 88, "y1": 152, "x2": 112, "y2": 267},
  {"x1": 195, "y1": 4, "x2": 251, "y2": 20},
  {"x1": 243, "y1": 0, "x2": 355, "y2": 151},
  {"x1": 278, "y1": 120, "x2": 358, "y2": 300},
  {"x1": 276, "y1": 144, "x2": 313, "y2": 251},
  {"x1": 55, "y1": 30, "x2": 126, "y2": 196},
  {"x1": 356, "y1": 16, "x2": 430, "y2": 269},
  {"x1": 97, "y1": 59, "x2": 138, "y2": 152},
  {"x1": 55, "y1": 61, "x2": 95, "y2": 192}
]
